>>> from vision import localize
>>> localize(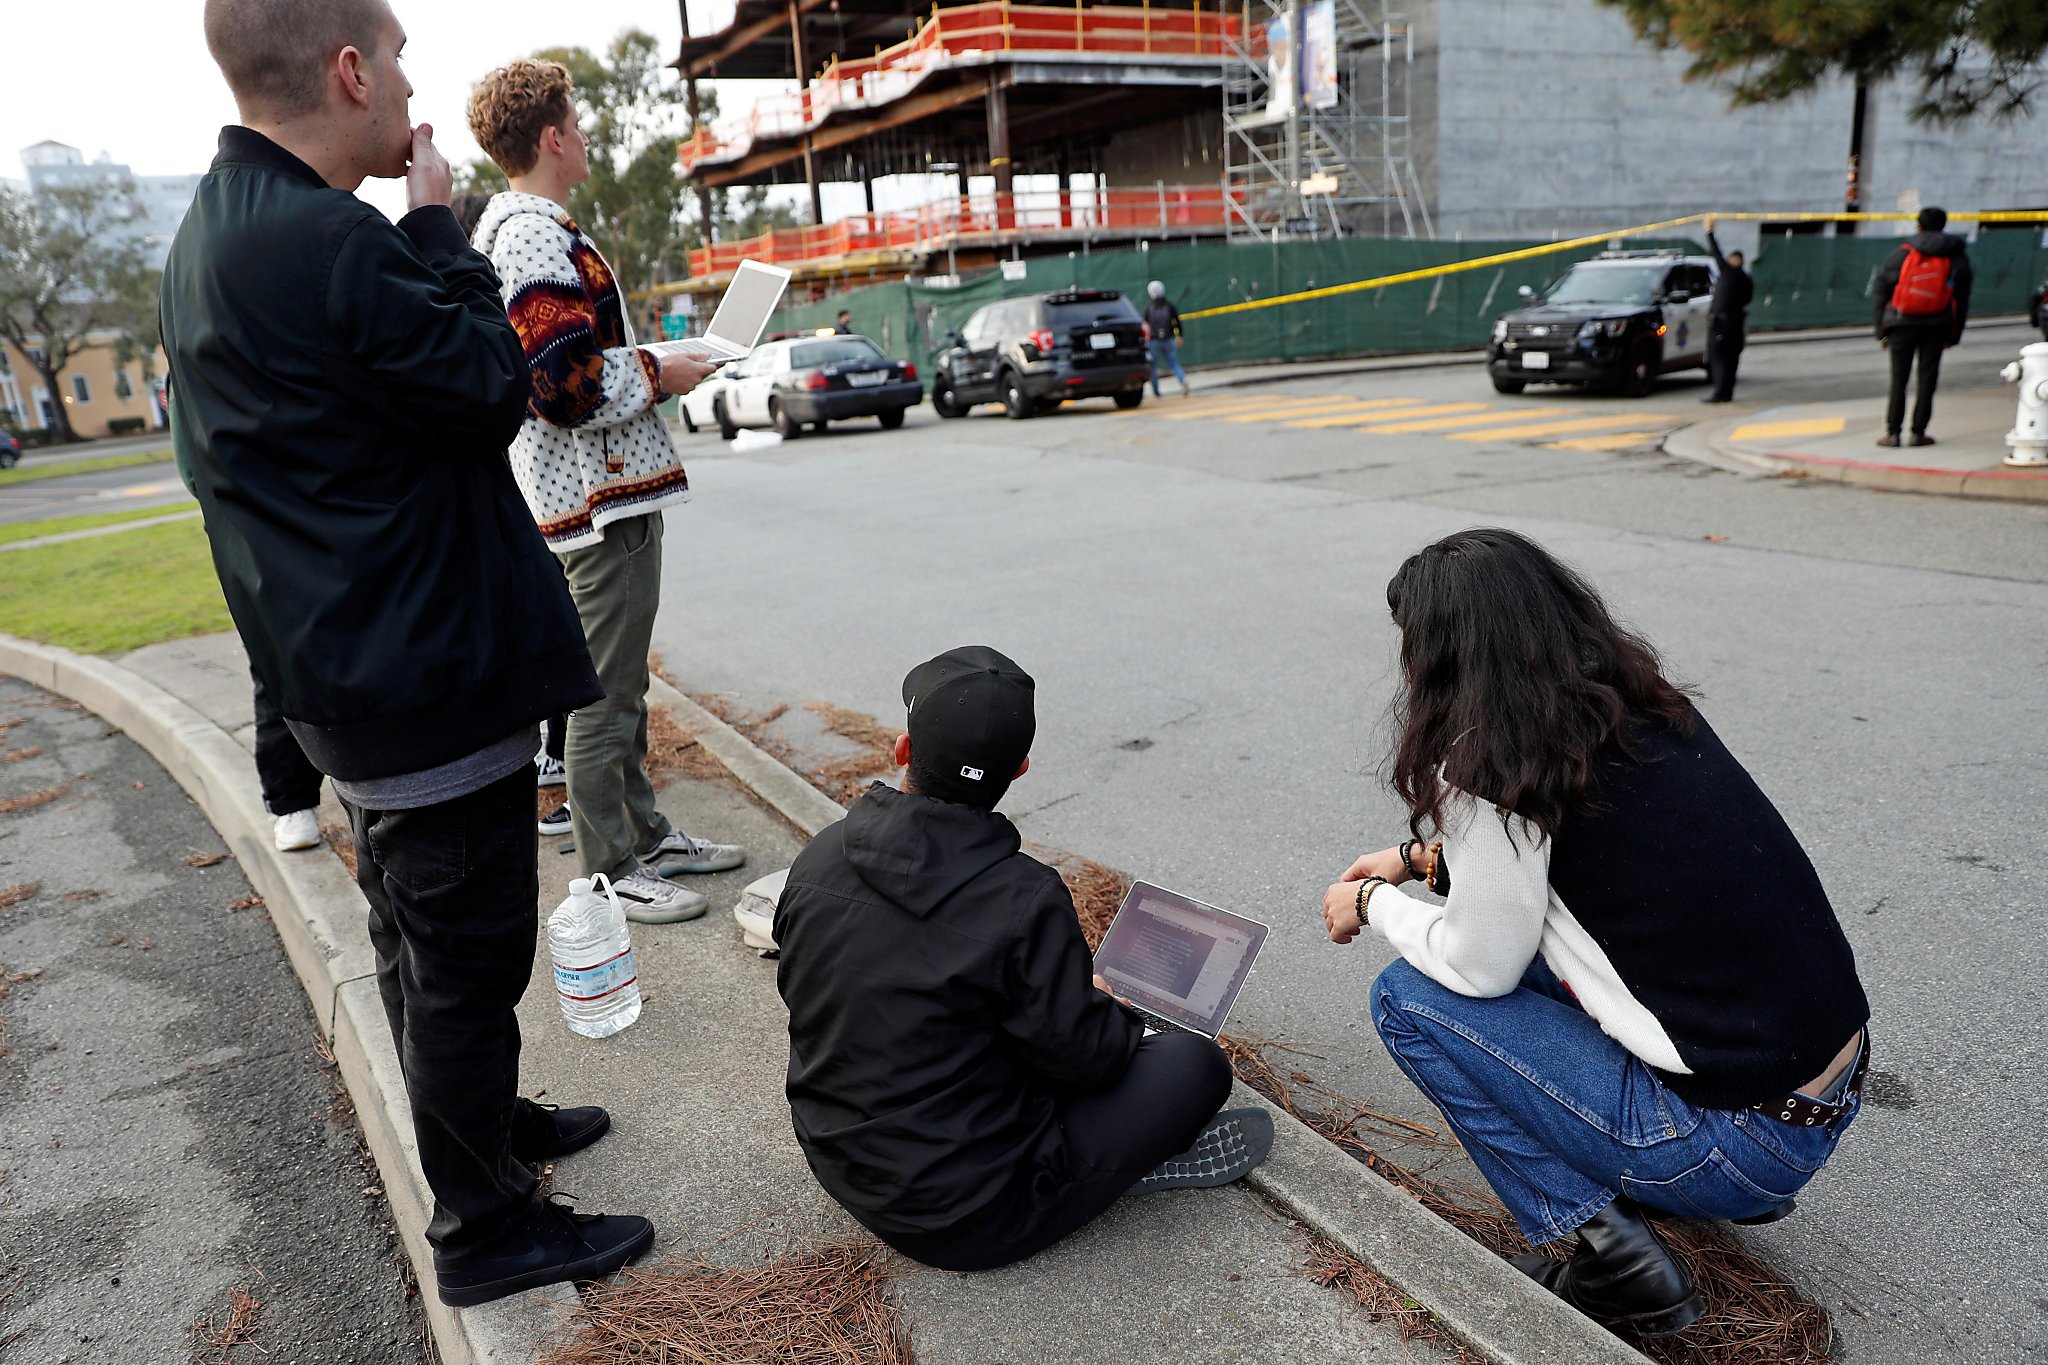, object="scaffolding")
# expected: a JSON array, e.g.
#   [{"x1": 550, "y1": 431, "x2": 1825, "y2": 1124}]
[{"x1": 1221, "y1": 0, "x2": 1431, "y2": 240}]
